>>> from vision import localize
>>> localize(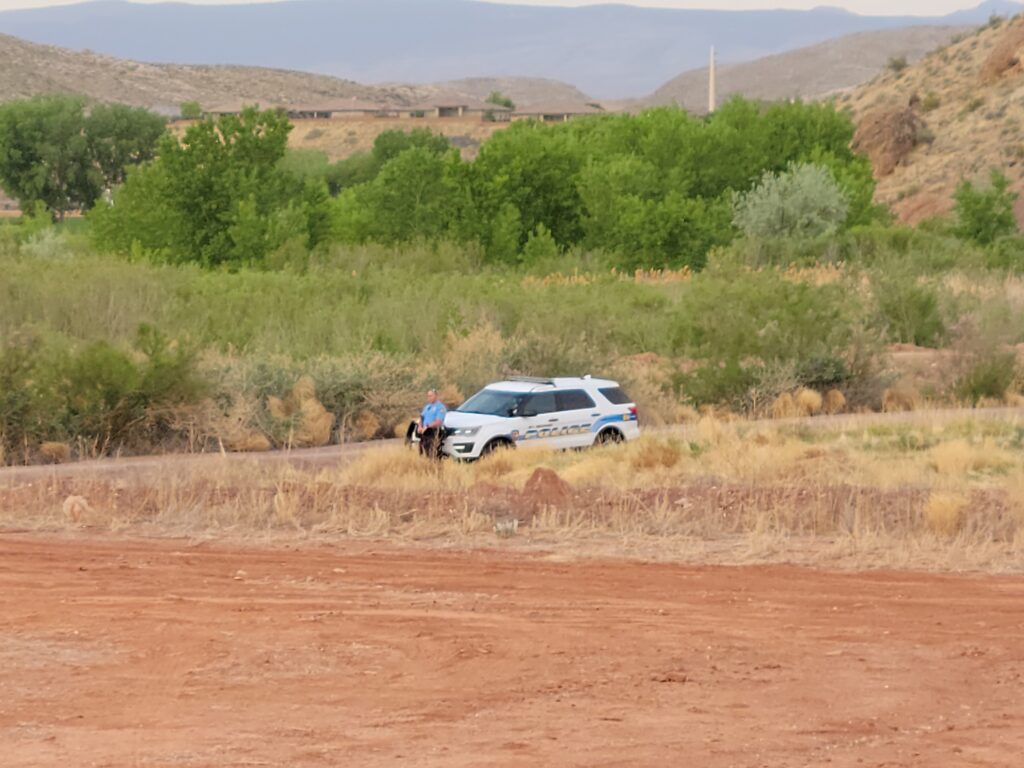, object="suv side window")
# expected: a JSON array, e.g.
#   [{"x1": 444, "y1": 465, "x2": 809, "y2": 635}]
[
  {"x1": 522, "y1": 391, "x2": 556, "y2": 416},
  {"x1": 556, "y1": 390, "x2": 596, "y2": 411},
  {"x1": 599, "y1": 386, "x2": 632, "y2": 405}
]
